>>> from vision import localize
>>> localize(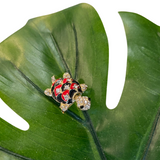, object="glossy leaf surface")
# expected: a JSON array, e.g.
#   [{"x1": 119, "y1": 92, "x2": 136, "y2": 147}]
[
  {"x1": 0, "y1": 3, "x2": 160, "y2": 160},
  {"x1": 0, "y1": 3, "x2": 108, "y2": 160}
]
